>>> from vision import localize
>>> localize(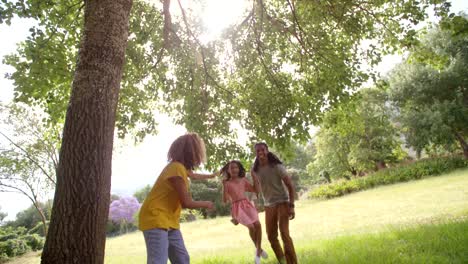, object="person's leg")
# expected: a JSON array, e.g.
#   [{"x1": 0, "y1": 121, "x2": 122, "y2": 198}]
[
  {"x1": 246, "y1": 224, "x2": 257, "y2": 246},
  {"x1": 168, "y1": 229, "x2": 190, "y2": 264},
  {"x1": 265, "y1": 205, "x2": 285, "y2": 262},
  {"x1": 143, "y1": 229, "x2": 169, "y2": 264},
  {"x1": 278, "y1": 203, "x2": 298, "y2": 264},
  {"x1": 253, "y1": 221, "x2": 263, "y2": 256}
]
